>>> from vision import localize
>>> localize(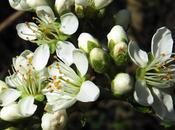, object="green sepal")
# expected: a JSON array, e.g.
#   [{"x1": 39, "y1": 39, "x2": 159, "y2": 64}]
[{"x1": 35, "y1": 94, "x2": 45, "y2": 102}]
